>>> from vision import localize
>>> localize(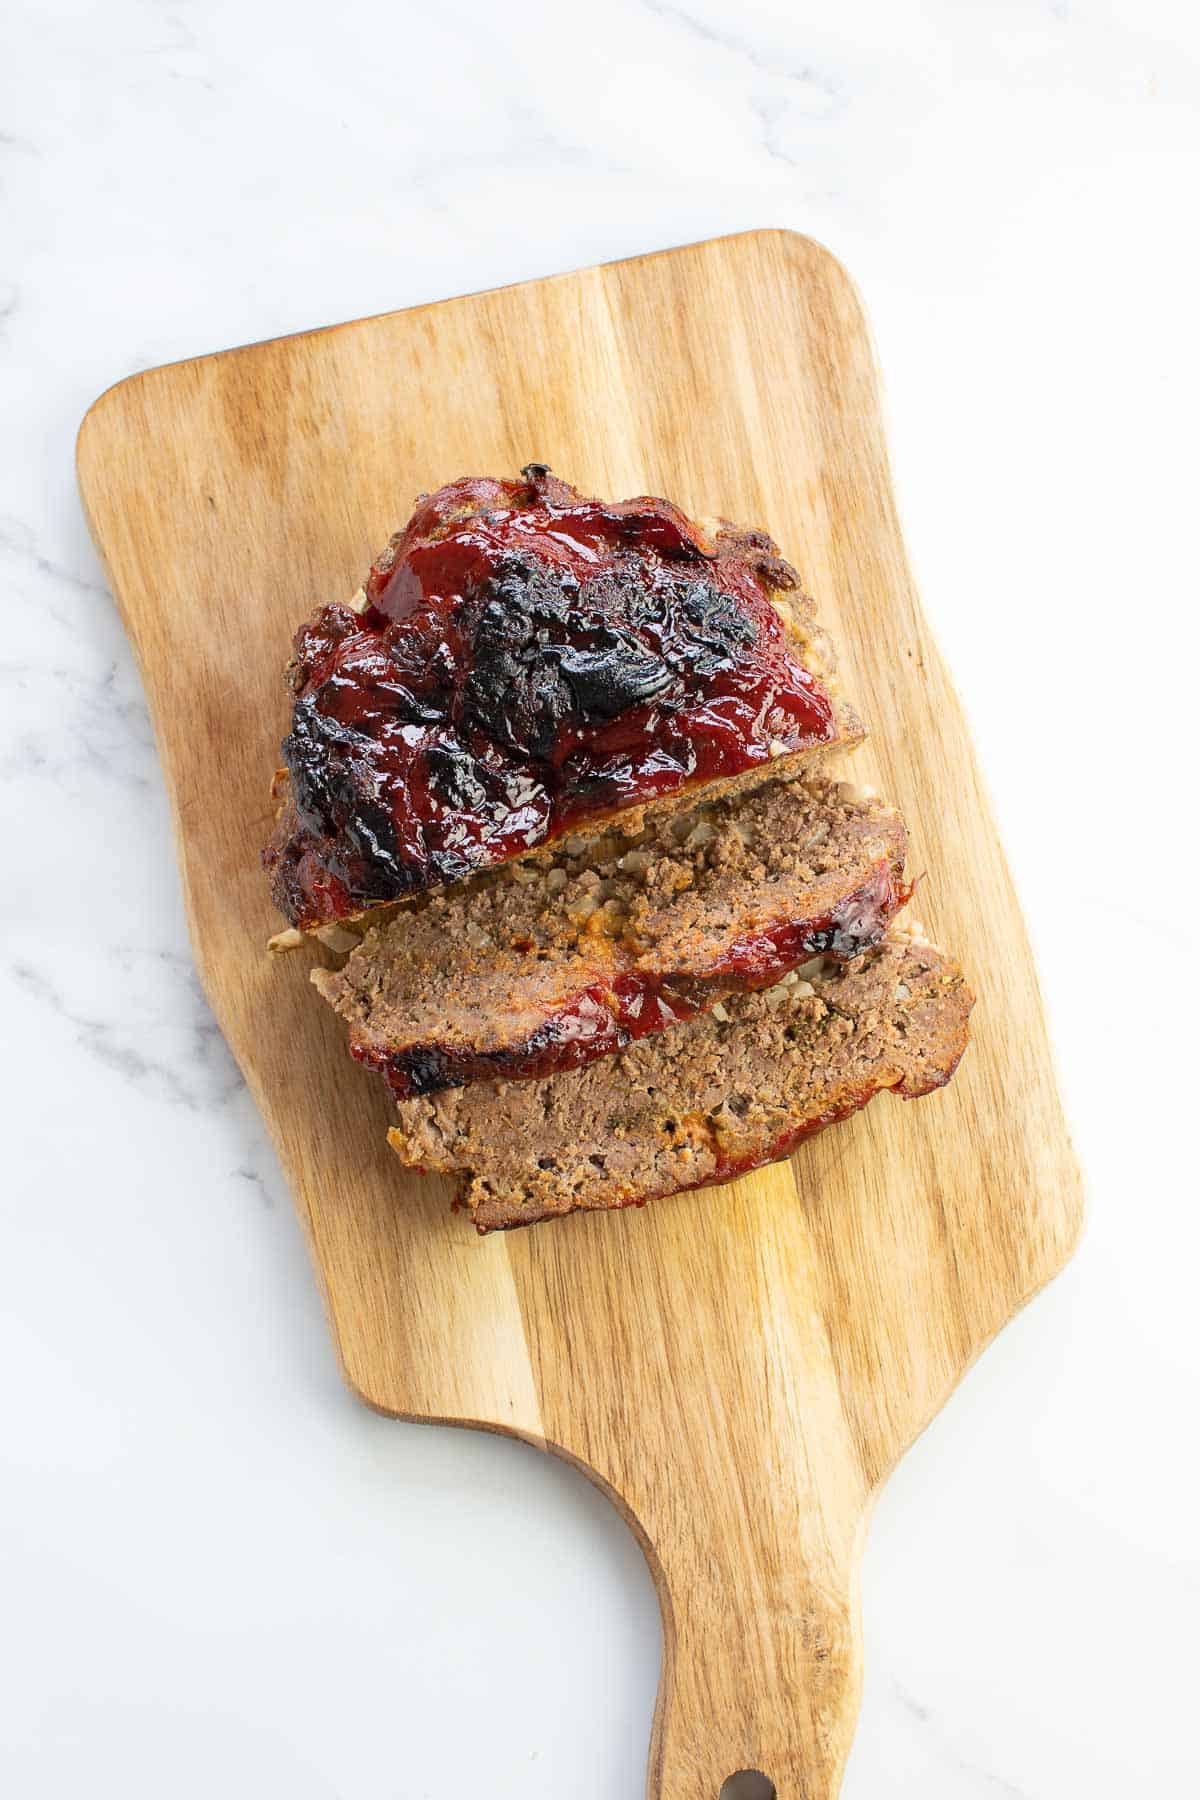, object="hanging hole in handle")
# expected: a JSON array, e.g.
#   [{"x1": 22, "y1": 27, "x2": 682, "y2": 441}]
[{"x1": 719, "y1": 1773, "x2": 776, "y2": 1800}]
